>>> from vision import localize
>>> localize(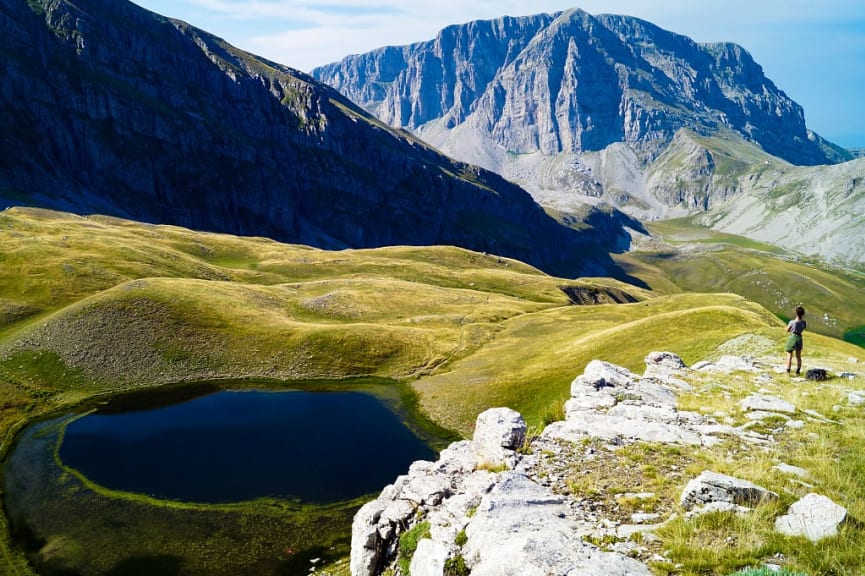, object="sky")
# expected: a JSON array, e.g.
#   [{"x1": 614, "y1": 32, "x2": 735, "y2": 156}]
[{"x1": 132, "y1": 1, "x2": 865, "y2": 148}]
